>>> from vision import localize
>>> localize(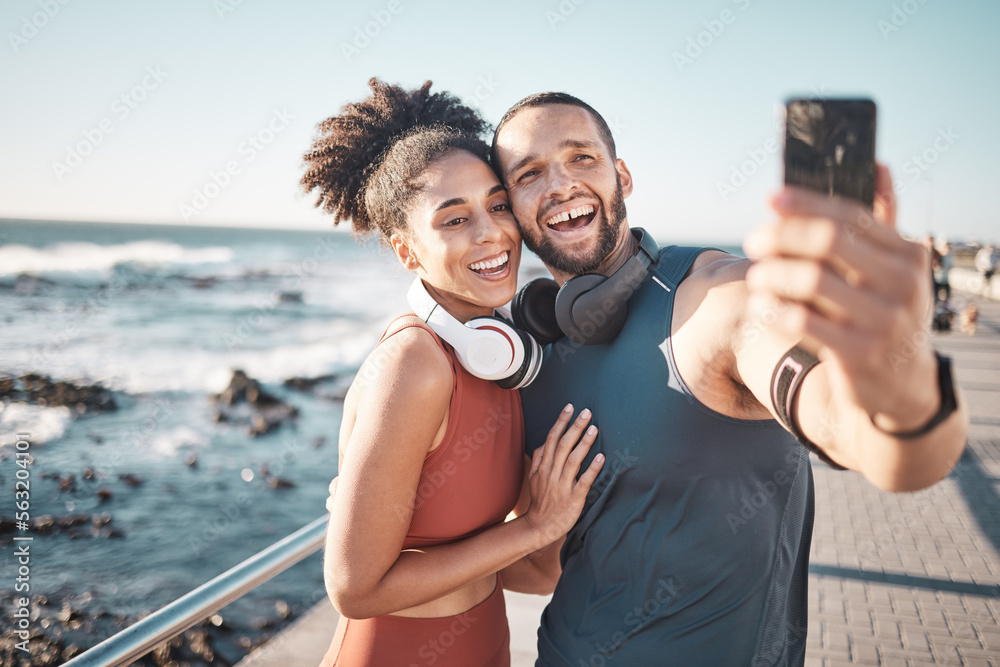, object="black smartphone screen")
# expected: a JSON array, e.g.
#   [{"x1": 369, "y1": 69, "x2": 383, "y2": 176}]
[{"x1": 783, "y1": 98, "x2": 877, "y2": 209}]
